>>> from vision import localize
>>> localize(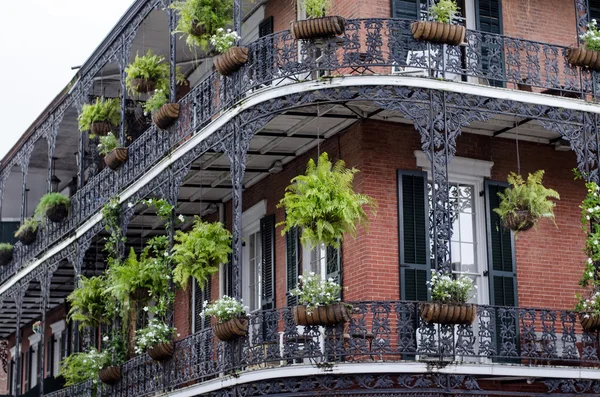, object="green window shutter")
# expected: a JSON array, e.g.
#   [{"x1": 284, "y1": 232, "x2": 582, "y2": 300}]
[
  {"x1": 590, "y1": 0, "x2": 600, "y2": 23},
  {"x1": 391, "y1": 0, "x2": 422, "y2": 19},
  {"x1": 224, "y1": 253, "x2": 233, "y2": 297},
  {"x1": 194, "y1": 278, "x2": 212, "y2": 332},
  {"x1": 0, "y1": 222, "x2": 19, "y2": 245},
  {"x1": 476, "y1": 0, "x2": 502, "y2": 34},
  {"x1": 326, "y1": 245, "x2": 342, "y2": 300},
  {"x1": 286, "y1": 227, "x2": 299, "y2": 306},
  {"x1": 485, "y1": 180, "x2": 517, "y2": 307},
  {"x1": 398, "y1": 170, "x2": 430, "y2": 301},
  {"x1": 261, "y1": 215, "x2": 276, "y2": 311}
]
